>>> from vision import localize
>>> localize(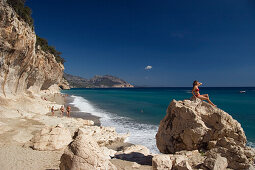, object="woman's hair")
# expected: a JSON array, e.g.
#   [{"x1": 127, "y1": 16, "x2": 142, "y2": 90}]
[{"x1": 193, "y1": 80, "x2": 198, "y2": 88}]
